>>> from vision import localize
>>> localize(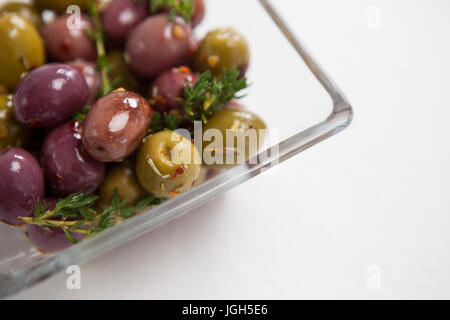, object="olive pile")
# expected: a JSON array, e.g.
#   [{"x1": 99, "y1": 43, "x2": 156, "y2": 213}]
[{"x1": 0, "y1": 0, "x2": 266, "y2": 253}]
